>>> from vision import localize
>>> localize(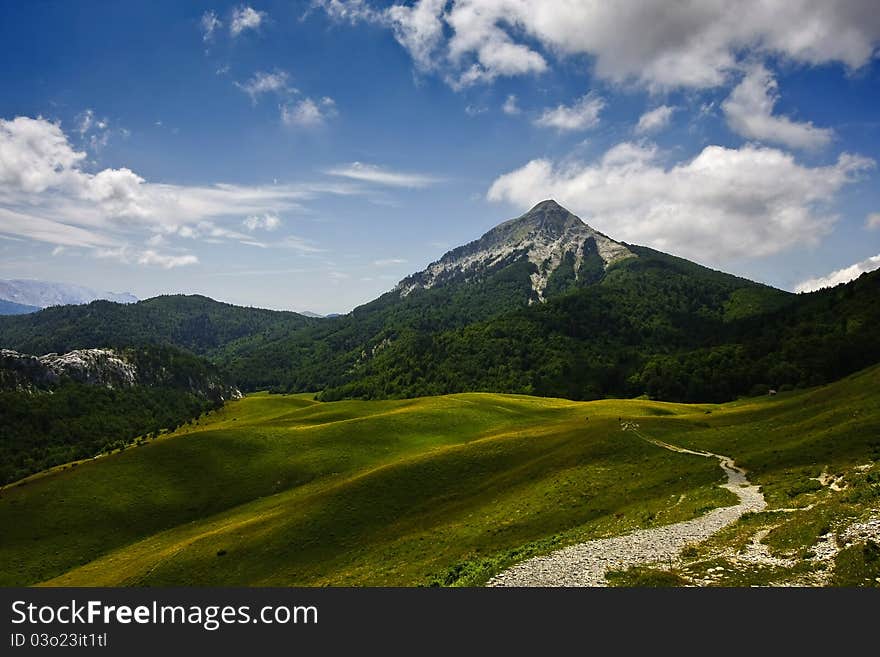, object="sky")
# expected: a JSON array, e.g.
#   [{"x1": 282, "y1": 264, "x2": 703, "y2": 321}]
[{"x1": 0, "y1": 0, "x2": 879, "y2": 314}]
